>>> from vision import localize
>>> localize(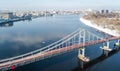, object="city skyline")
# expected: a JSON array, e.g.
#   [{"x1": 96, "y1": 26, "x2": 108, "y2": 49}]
[{"x1": 0, "y1": 0, "x2": 120, "y2": 11}]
